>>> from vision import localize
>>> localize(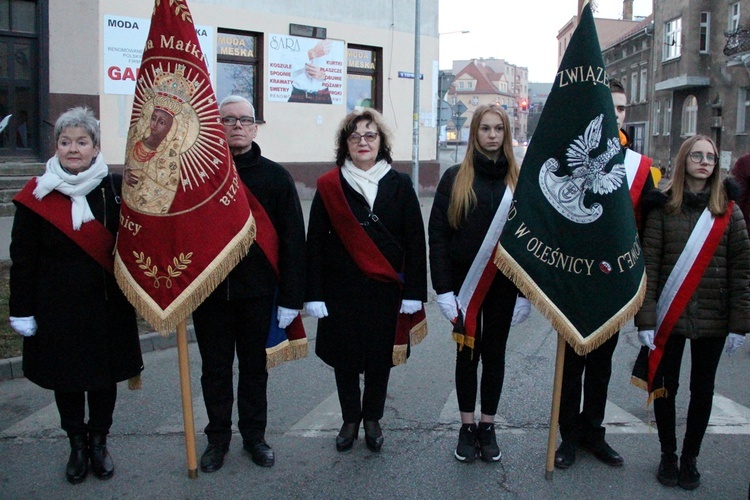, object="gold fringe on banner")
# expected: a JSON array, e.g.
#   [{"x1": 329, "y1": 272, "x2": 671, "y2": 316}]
[
  {"x1": 266, "y1": 338, "x2": 309, "y2": 370},
  {"x1": 392, "y1": 317, "x2": 429, "y2": 366},
  {"x1": 128, "y1": 374, "x2": 142, "y2": 390},
  {"x1": 115, "y1": 215, "x2": 256, "y2": 336},
  {"x1": 493, "y1": 245, "x2": 646, "y2": 356}
]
